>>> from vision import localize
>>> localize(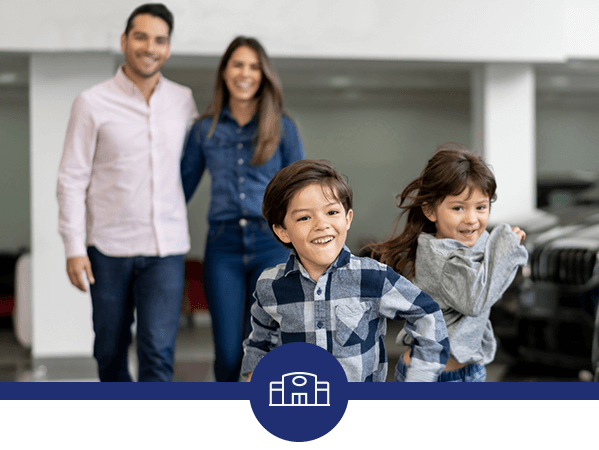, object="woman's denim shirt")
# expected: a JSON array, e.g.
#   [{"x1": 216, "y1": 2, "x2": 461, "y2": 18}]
[{"x1": 181, "y1": 106, "x2": 305, "y2": 224}]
